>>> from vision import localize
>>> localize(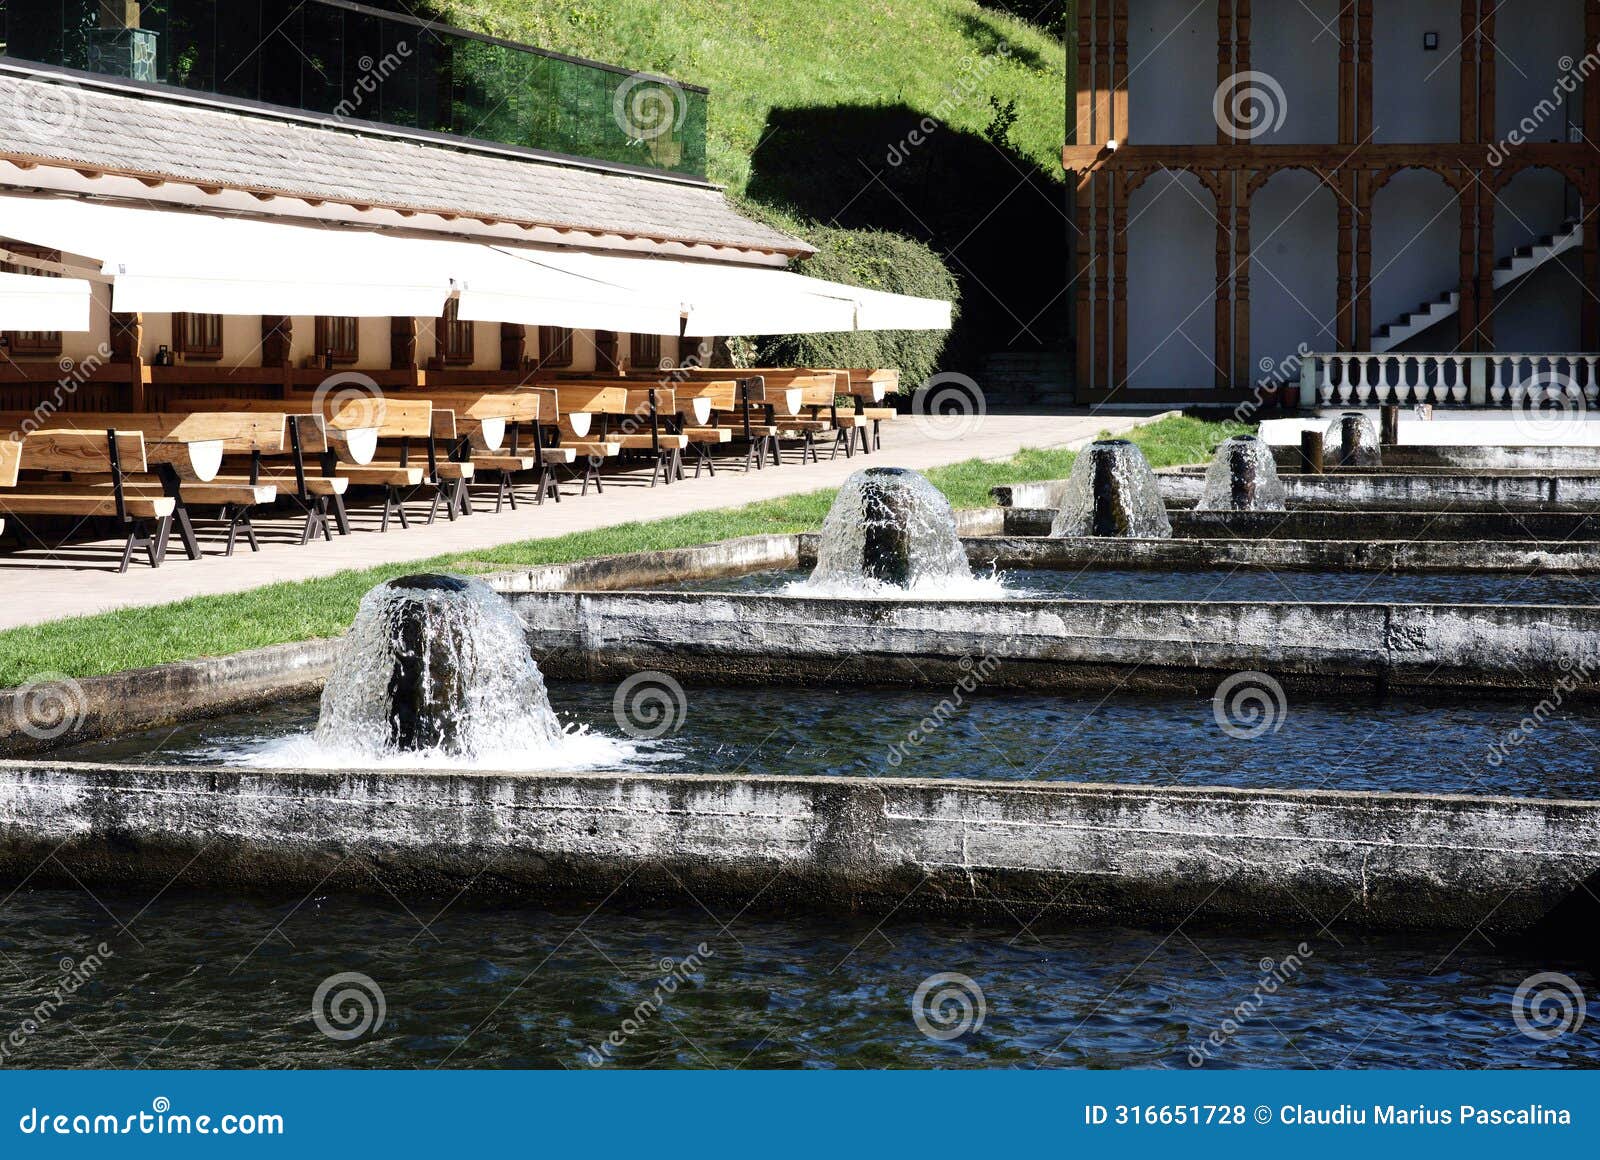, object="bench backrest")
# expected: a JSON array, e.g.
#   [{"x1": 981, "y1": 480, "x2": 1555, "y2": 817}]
[
  {"x1": 0, "y1": 439, "x2": 19, "y2": 488},
  {"x1": 550, "y1": 384, "x2": 631, "y2": 415},
  {"x1": 411, "y1": 390, "x2": 545, "y2": 423},
  {"x1": 293, "y1": 394, "x2": 432, "y2": 439},
  {"x1": 26, "y1": 411, "x2": 288, "y2": 454},
  {"x1": 17, "y1": 429, "x2": 148, "y2": 475}
]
